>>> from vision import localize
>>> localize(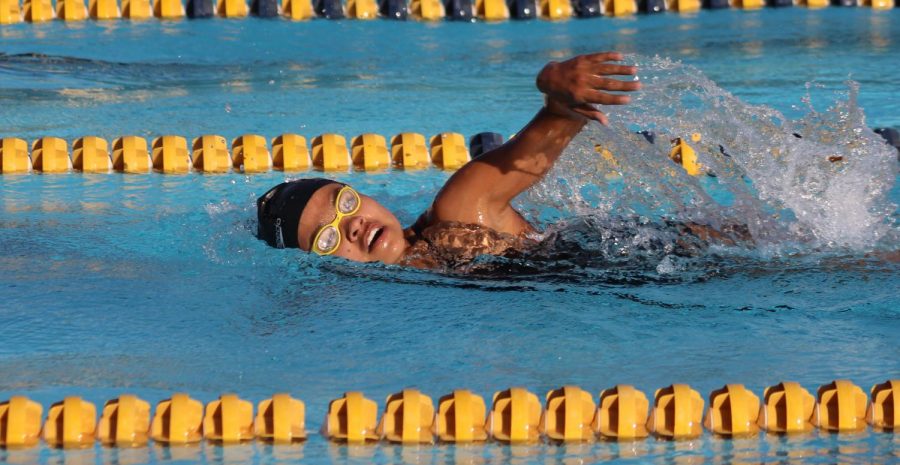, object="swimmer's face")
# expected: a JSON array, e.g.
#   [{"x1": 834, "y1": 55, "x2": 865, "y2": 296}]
[{"x1": 297, "y1": 183, "x2": 407, "y2": 264}]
